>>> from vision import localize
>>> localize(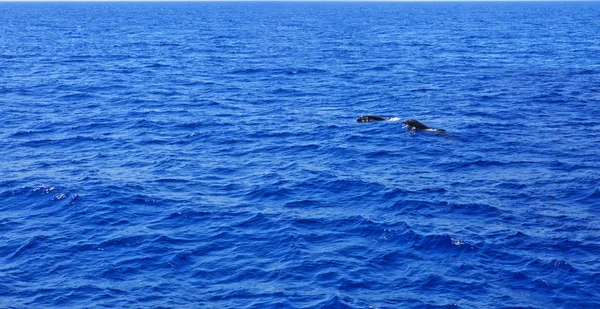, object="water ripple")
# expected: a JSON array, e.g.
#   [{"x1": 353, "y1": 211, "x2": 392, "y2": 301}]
[{"x1": 1, "y1": 2, "x2": 600, "y2": 309}]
